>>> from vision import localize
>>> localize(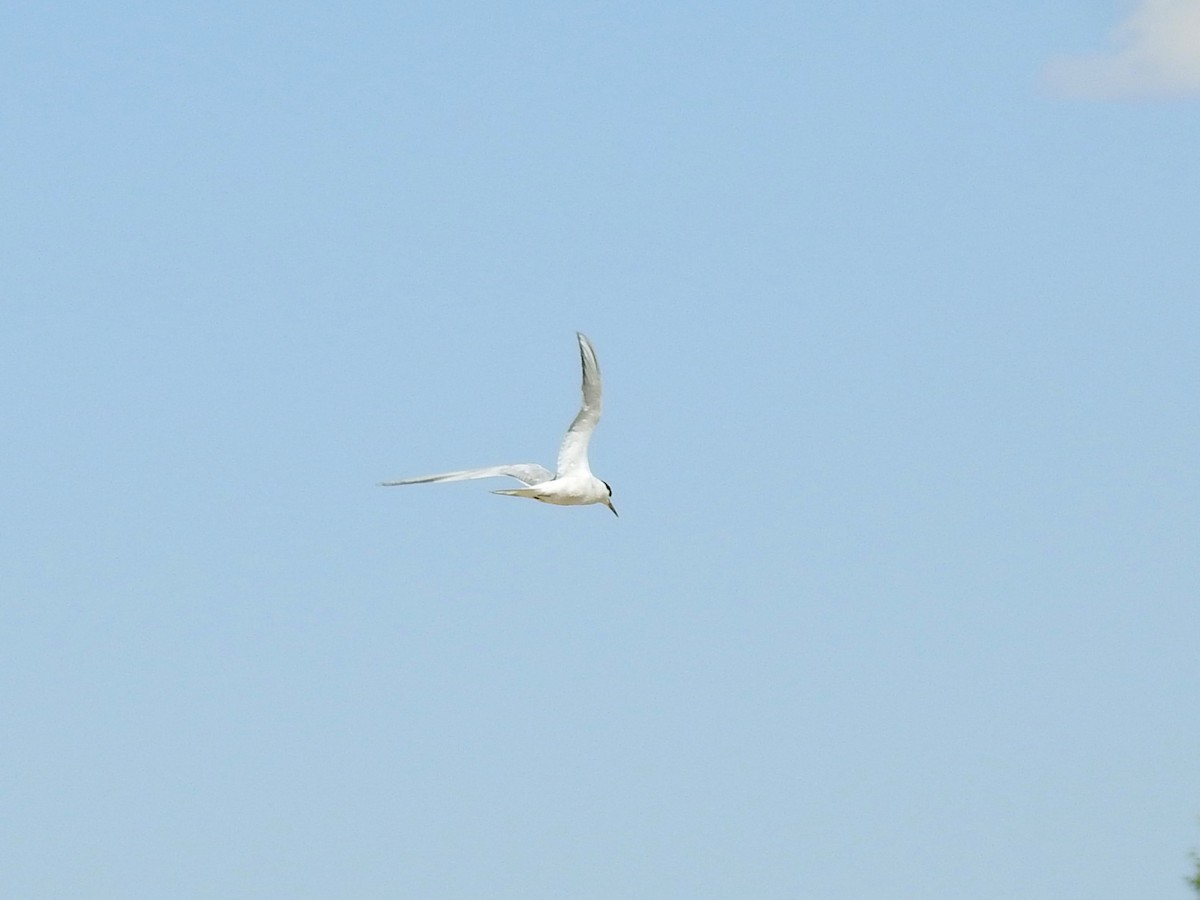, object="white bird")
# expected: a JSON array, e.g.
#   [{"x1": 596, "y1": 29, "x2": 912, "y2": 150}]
[{"x1": 380, "y1": 332, "x2": 617, "y2": 516}]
